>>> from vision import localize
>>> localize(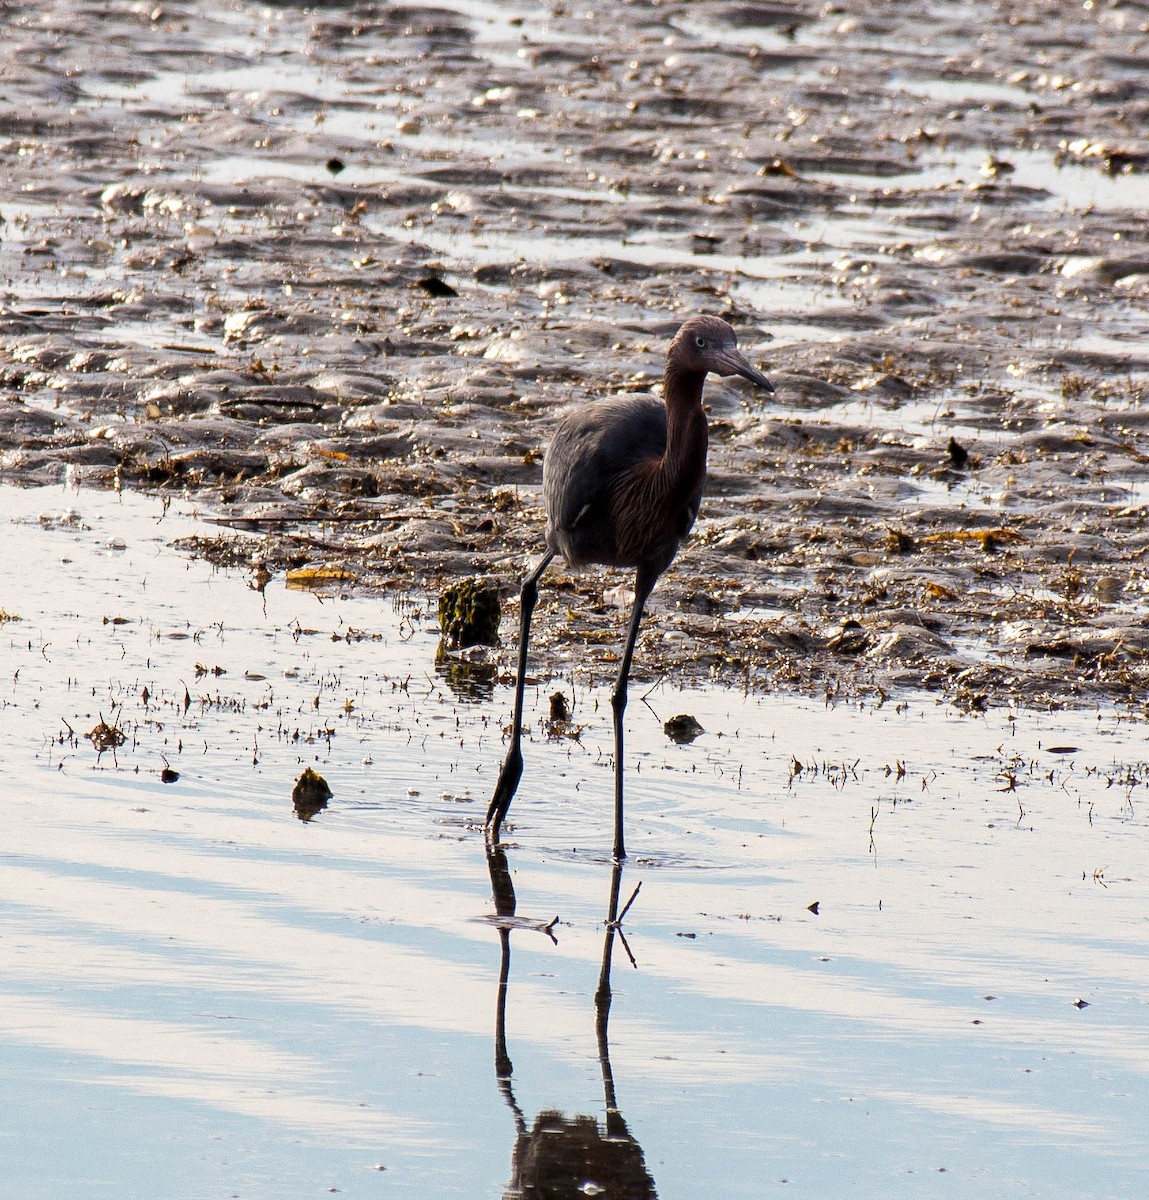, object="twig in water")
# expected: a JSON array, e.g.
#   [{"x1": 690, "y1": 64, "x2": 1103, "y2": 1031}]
[
  {"x1": 608, "y1": 881, "x2": 642, "y2": 928},
  {"x1": 616, "y1": 926, "x2": 638, "y2": 970}
]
